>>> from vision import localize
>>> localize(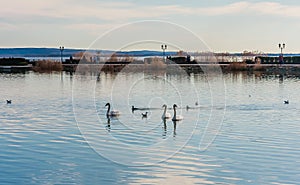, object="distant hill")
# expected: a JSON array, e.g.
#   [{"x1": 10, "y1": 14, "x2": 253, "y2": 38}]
[
  {"x1": 0, "y1": 48, "x2": 84, "y2": 57},
  {"x1": 115, "y1": 50, "x2": 176, "y2": 56},
  {"x1": 0, "y1": 48, "x2": 176, "y2": 58},
  {"x1": 0, "y1": 48, "x2": 298, "y2": 58}
]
